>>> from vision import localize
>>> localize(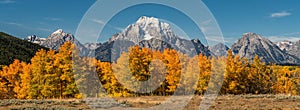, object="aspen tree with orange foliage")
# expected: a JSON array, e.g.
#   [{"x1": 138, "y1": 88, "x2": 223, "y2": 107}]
[
  {"x1": 0, "y1": 60, "x2": 24, "y2": 99},
  {"x1": 163, "y1": 49, "x2": 182, "y2": 94},
  {"x1": 1, "y1": 42, "x2": 300, "y2": 99}
]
